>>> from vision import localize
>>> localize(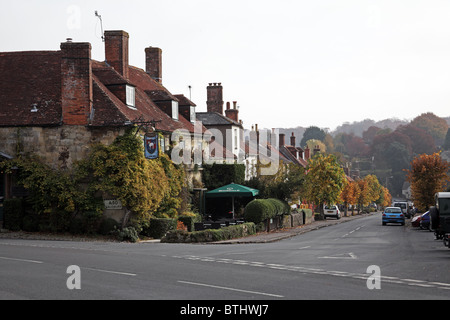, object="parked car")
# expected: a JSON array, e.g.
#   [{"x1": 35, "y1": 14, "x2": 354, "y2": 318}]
[
  {"x1": 419, "y1": 211, "x2": 430, "y2": 230},
  {"x1": 411, "y1": 211, "x2": 431, "y2": 229},
  {"x1": 411, "y1": 213, "x2": 422, "y2": 228},
  {"x1": 324, "y1": 205, "x2": 341, "y2": 220},
  {"x1": 382, "y1": 207, "x2": 405, "y2": 226}
]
